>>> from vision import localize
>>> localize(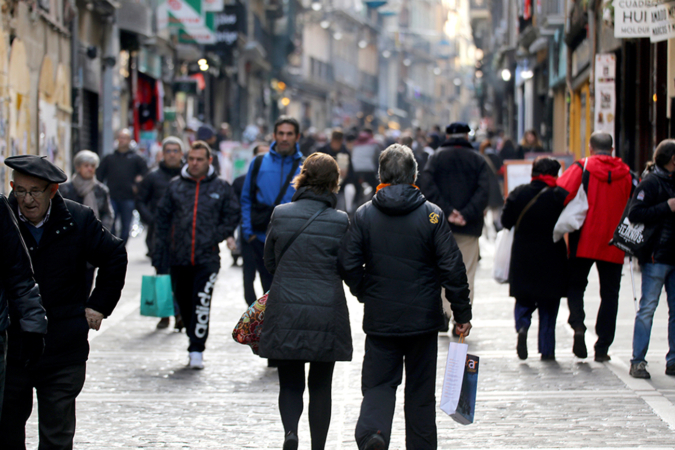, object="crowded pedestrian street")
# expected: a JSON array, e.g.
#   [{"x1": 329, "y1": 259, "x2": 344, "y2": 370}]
[{"x1": 18, "y1": 233, "x2": 675, "y2": 449}]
